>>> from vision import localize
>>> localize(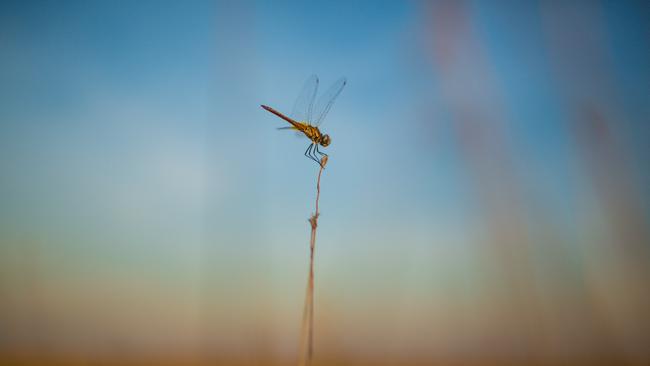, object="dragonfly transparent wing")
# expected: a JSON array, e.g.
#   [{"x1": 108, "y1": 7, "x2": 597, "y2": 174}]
[
  {"x1": 312, "y1": 77, "x2": 346, "y2": 126},
  {"x1": 290, "y1": 74, "x2": 319, "y2": 124}
]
